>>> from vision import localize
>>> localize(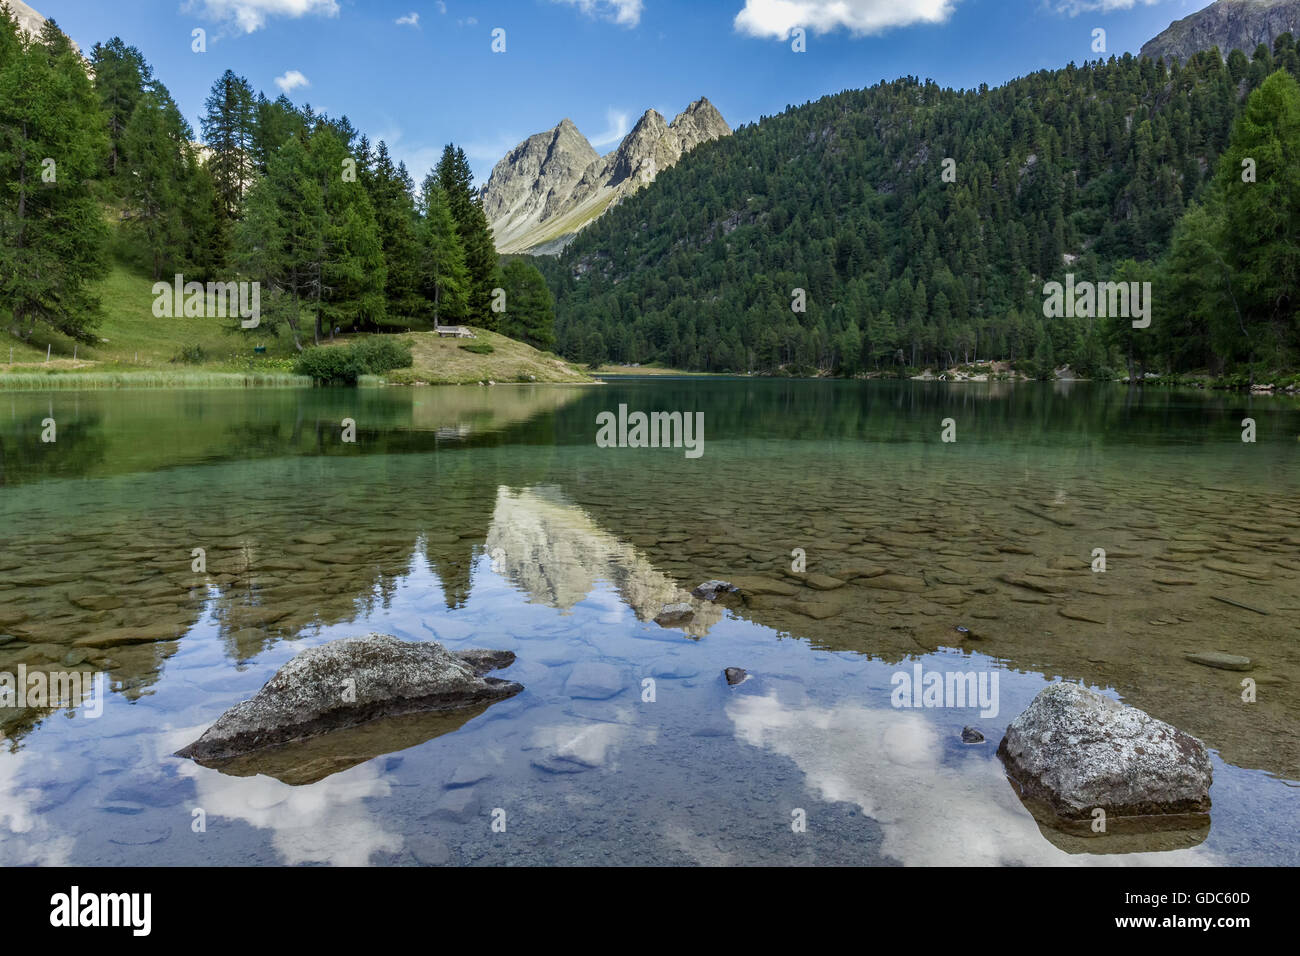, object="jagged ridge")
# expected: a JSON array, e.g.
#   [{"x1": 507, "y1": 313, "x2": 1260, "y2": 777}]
[
  {"x1": 1141, "y1": 0, "x2": 1300, "y2": 63},
  {"x1": 481, "y1": 97, "x2": 731, "y2": 255}
]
